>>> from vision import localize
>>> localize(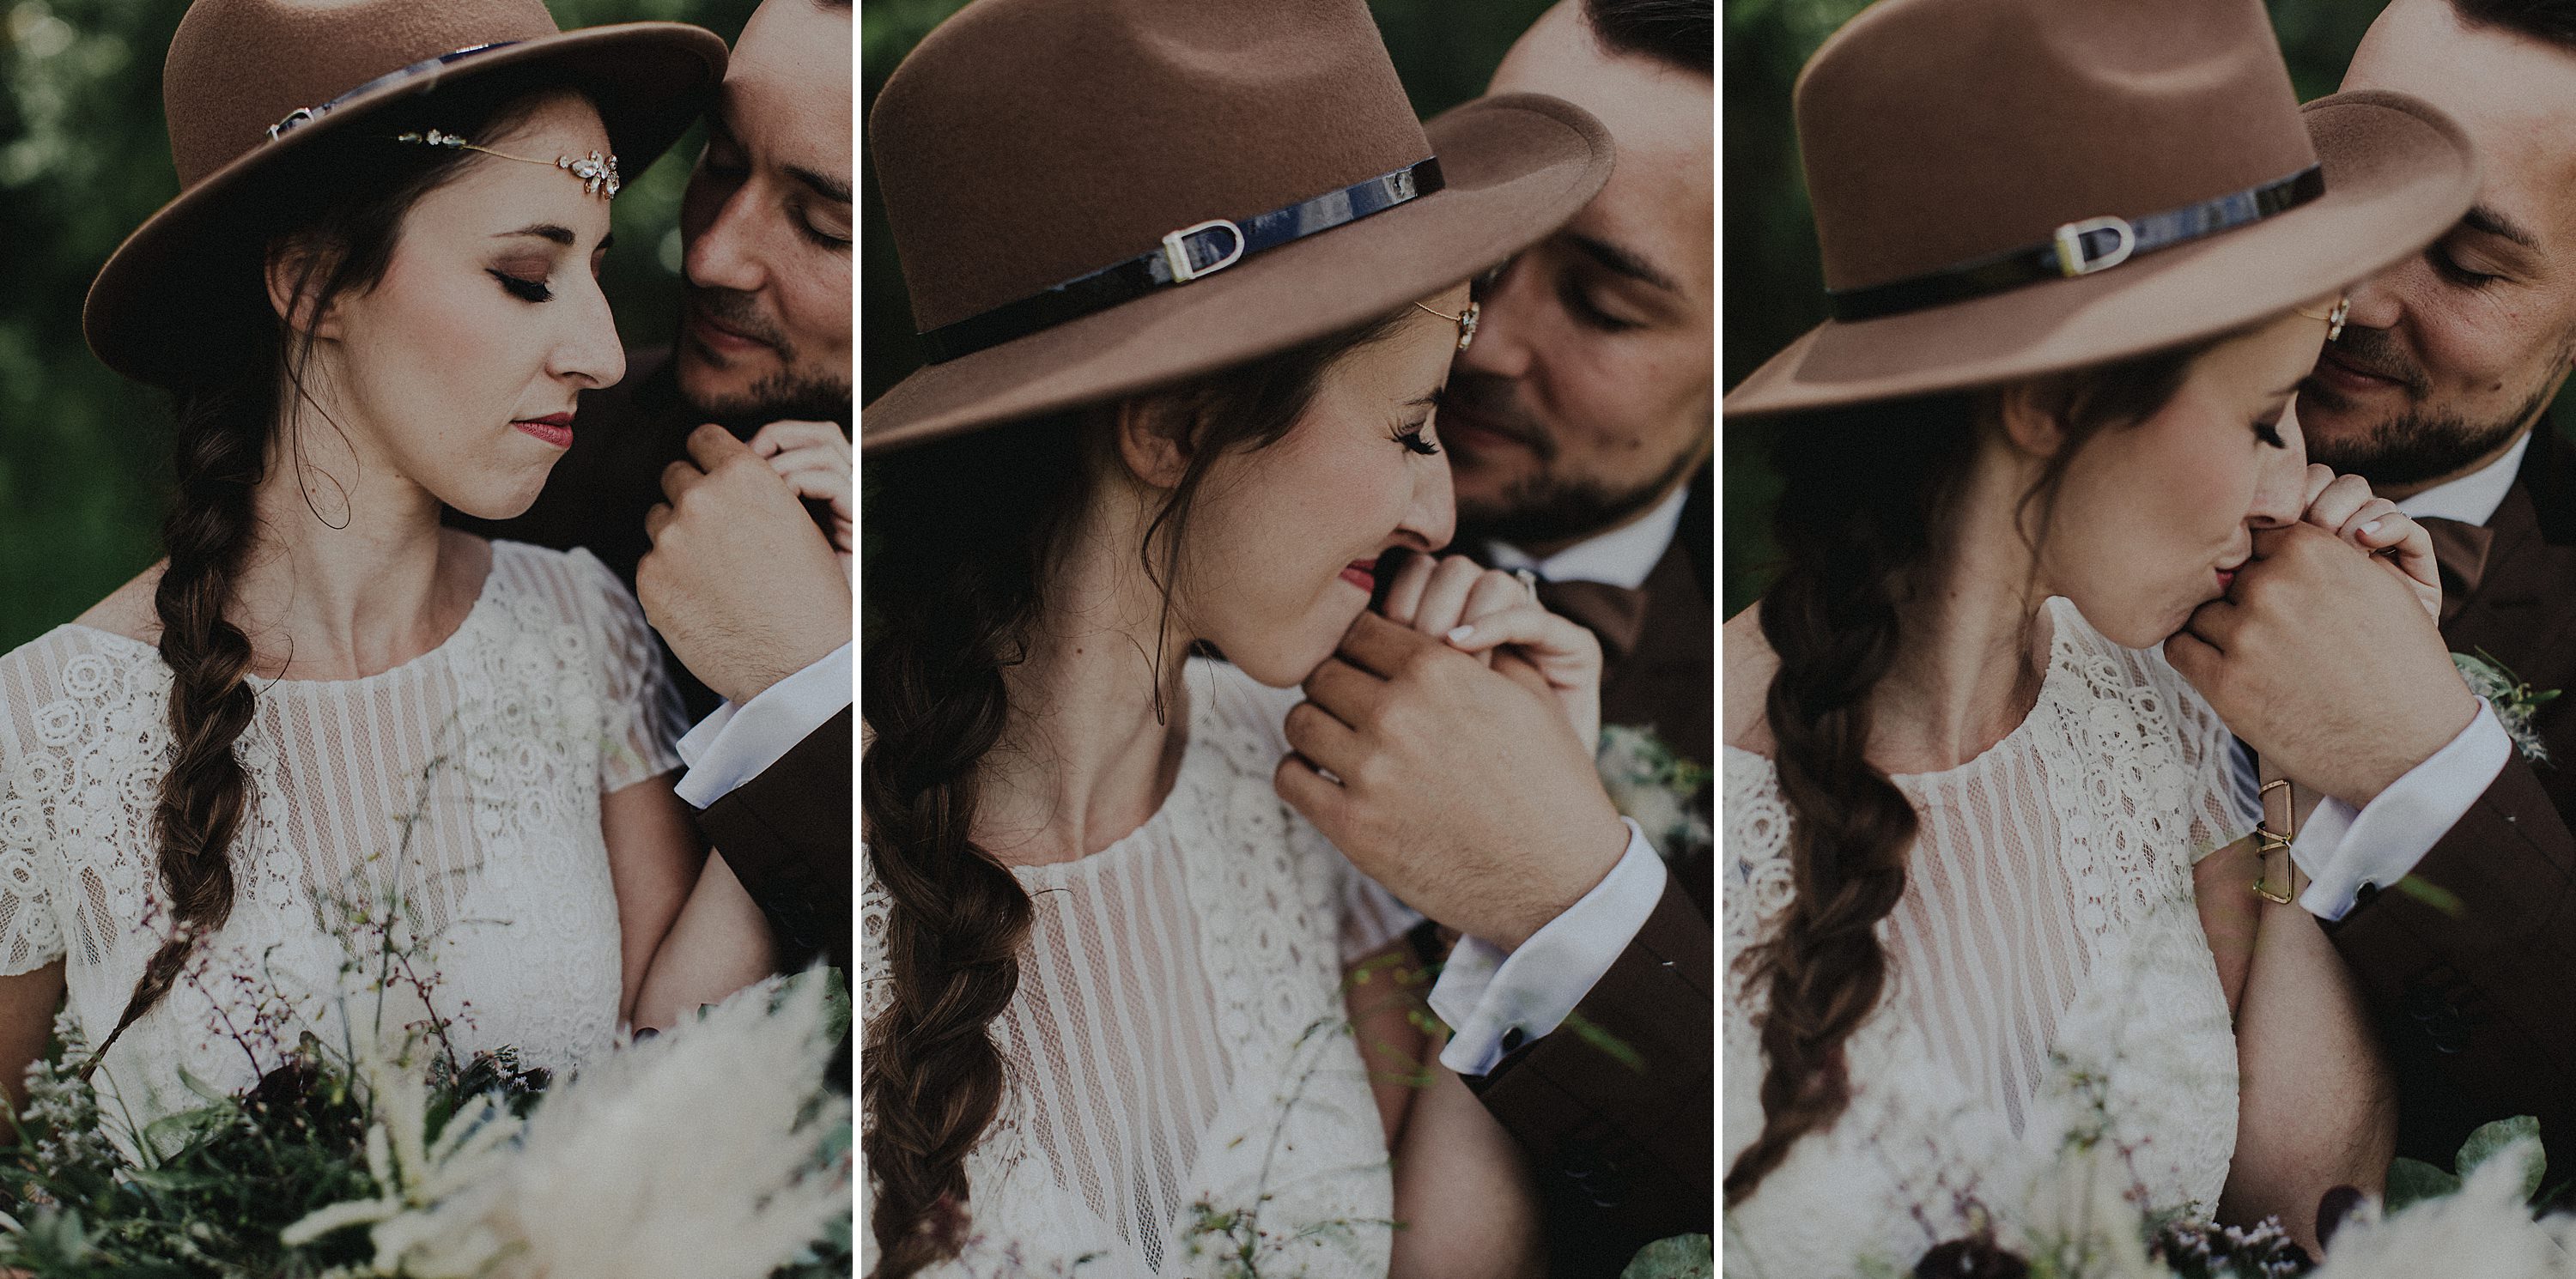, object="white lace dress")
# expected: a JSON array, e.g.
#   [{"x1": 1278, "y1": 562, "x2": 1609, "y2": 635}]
[
  {"x1": 0, "y1": 541, "x2": 683, "y2": 1146},
  {"x1": 860, "y1": 656, "x2": 1419, "y2": 1279},
  {"x1": 1722, "y1": 597, "x2": 2257, "y2": 1277}
]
